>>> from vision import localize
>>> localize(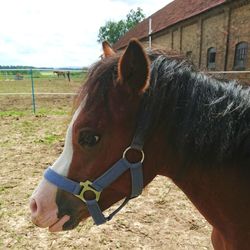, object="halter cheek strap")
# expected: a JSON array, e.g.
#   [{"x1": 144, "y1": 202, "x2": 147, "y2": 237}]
[{"x1": 44, "y1": 145, "x2": 144, "y2": 225}]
